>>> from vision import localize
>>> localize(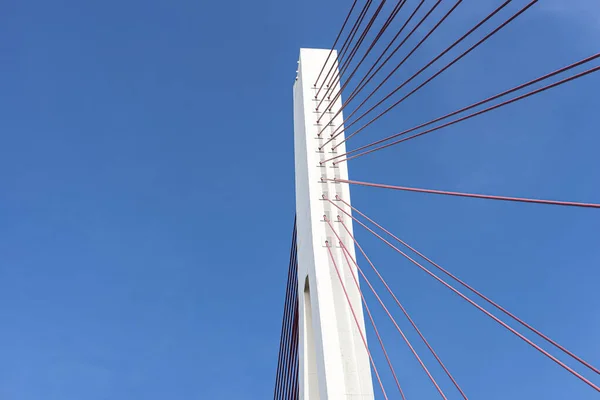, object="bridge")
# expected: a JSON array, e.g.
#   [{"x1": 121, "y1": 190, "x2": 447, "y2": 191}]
[{"x1": 272, "y1": 1, "x2": 600, "y2": 398}]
